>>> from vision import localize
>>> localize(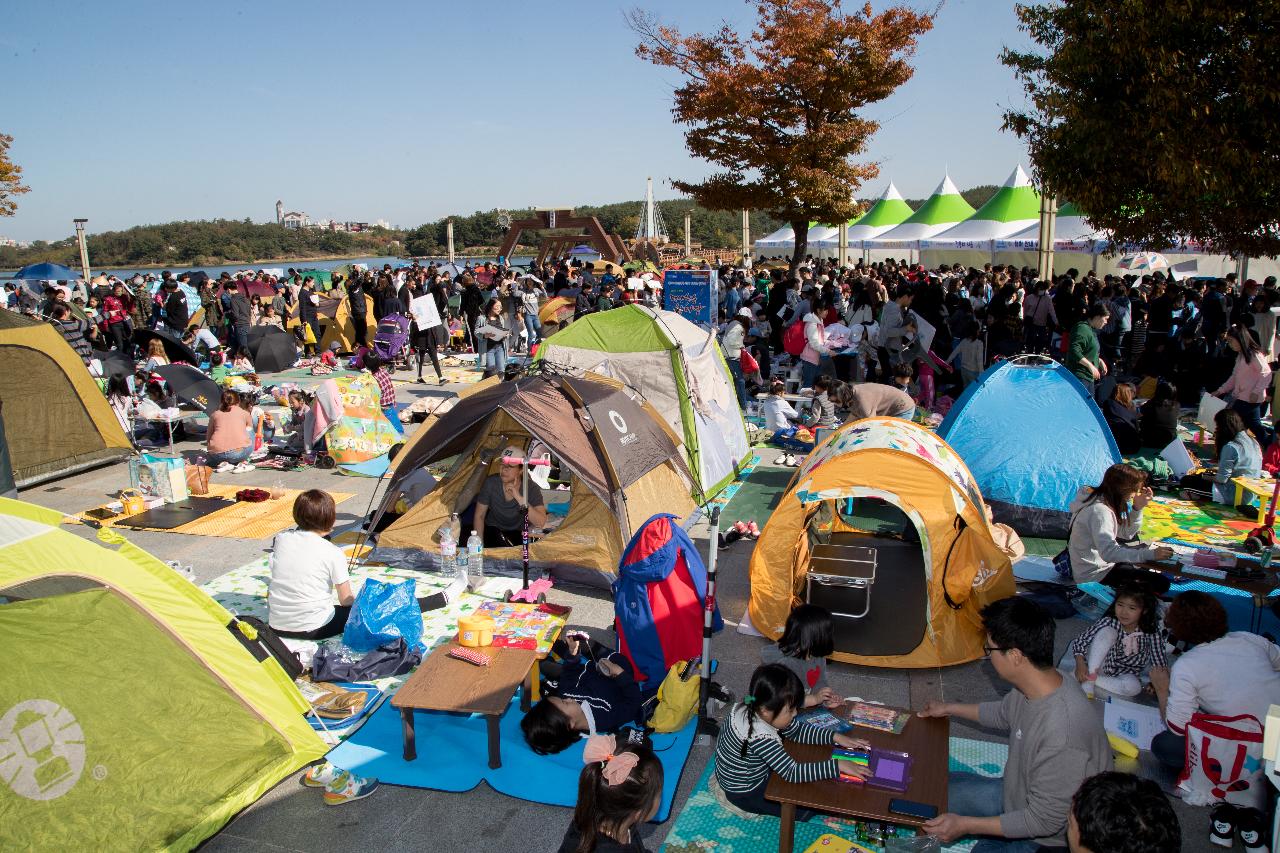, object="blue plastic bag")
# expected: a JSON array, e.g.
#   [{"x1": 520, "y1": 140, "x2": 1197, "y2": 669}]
[{"x1": 342, "y1": 579, "x2": 423, "y2": 653}]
